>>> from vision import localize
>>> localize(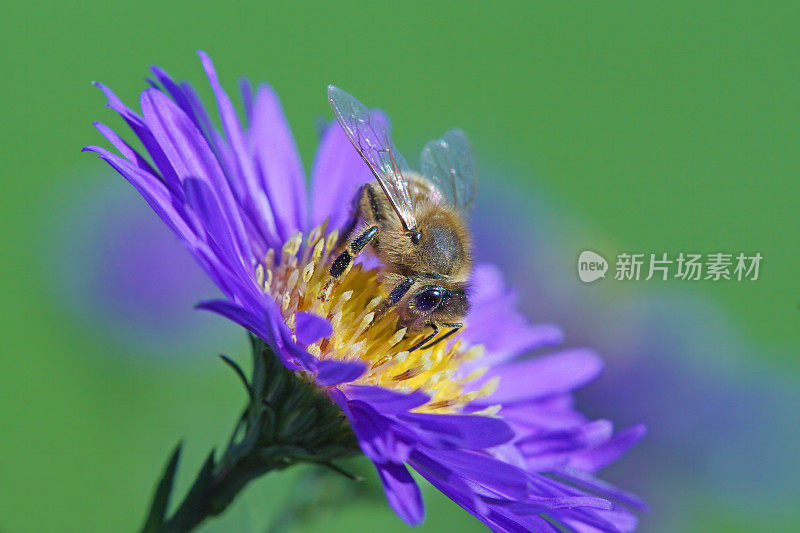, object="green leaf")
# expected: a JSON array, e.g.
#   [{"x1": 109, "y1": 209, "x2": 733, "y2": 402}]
[
  {"x1": 161, "y1": 450, "x2": 217, "y2": 532},
  {"x1": 141, "y1": 441, "x2": 183, "y2": 533},
  {"x1": 177, "y1": 450, "x2": 216, "y2": 513}
]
